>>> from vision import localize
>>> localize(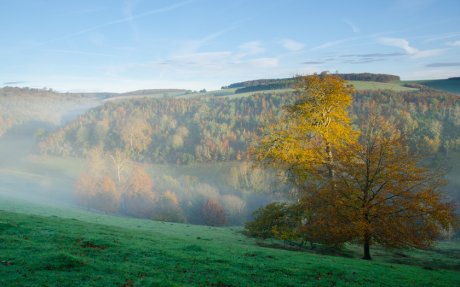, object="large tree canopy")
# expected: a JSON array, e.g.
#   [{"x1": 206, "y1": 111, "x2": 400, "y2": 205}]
[
  {"x1": 302, "y1": 116, "x2": 458, "y2": 259},
  {"x1": 248, "y1": 75, "x2": 458, "y2": 260},
  {"x1": 253, "y1": 74, "x2": 357, "y2": 183}
]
